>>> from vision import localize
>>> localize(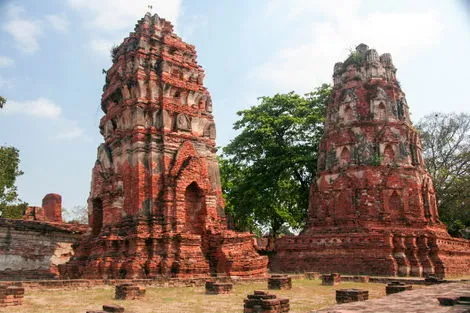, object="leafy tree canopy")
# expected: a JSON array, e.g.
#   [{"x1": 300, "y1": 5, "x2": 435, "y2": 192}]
[
  {"x1": 0, "y1": 146, "x2": 27, "y2": 218},
  {"x1": 220, "y1": 84, "x2": 331, "y2": 236},
  {"x1": 417, "y1": 112, "x2": 470, "y2": 238}
]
